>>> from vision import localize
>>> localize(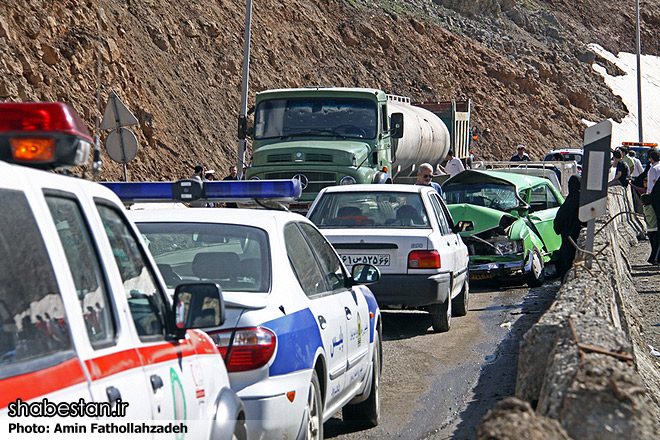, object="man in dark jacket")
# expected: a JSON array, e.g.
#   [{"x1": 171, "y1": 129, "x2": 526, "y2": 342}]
[{"x1": 554, "y1": 175, "x2": 586, "y2": 281}]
